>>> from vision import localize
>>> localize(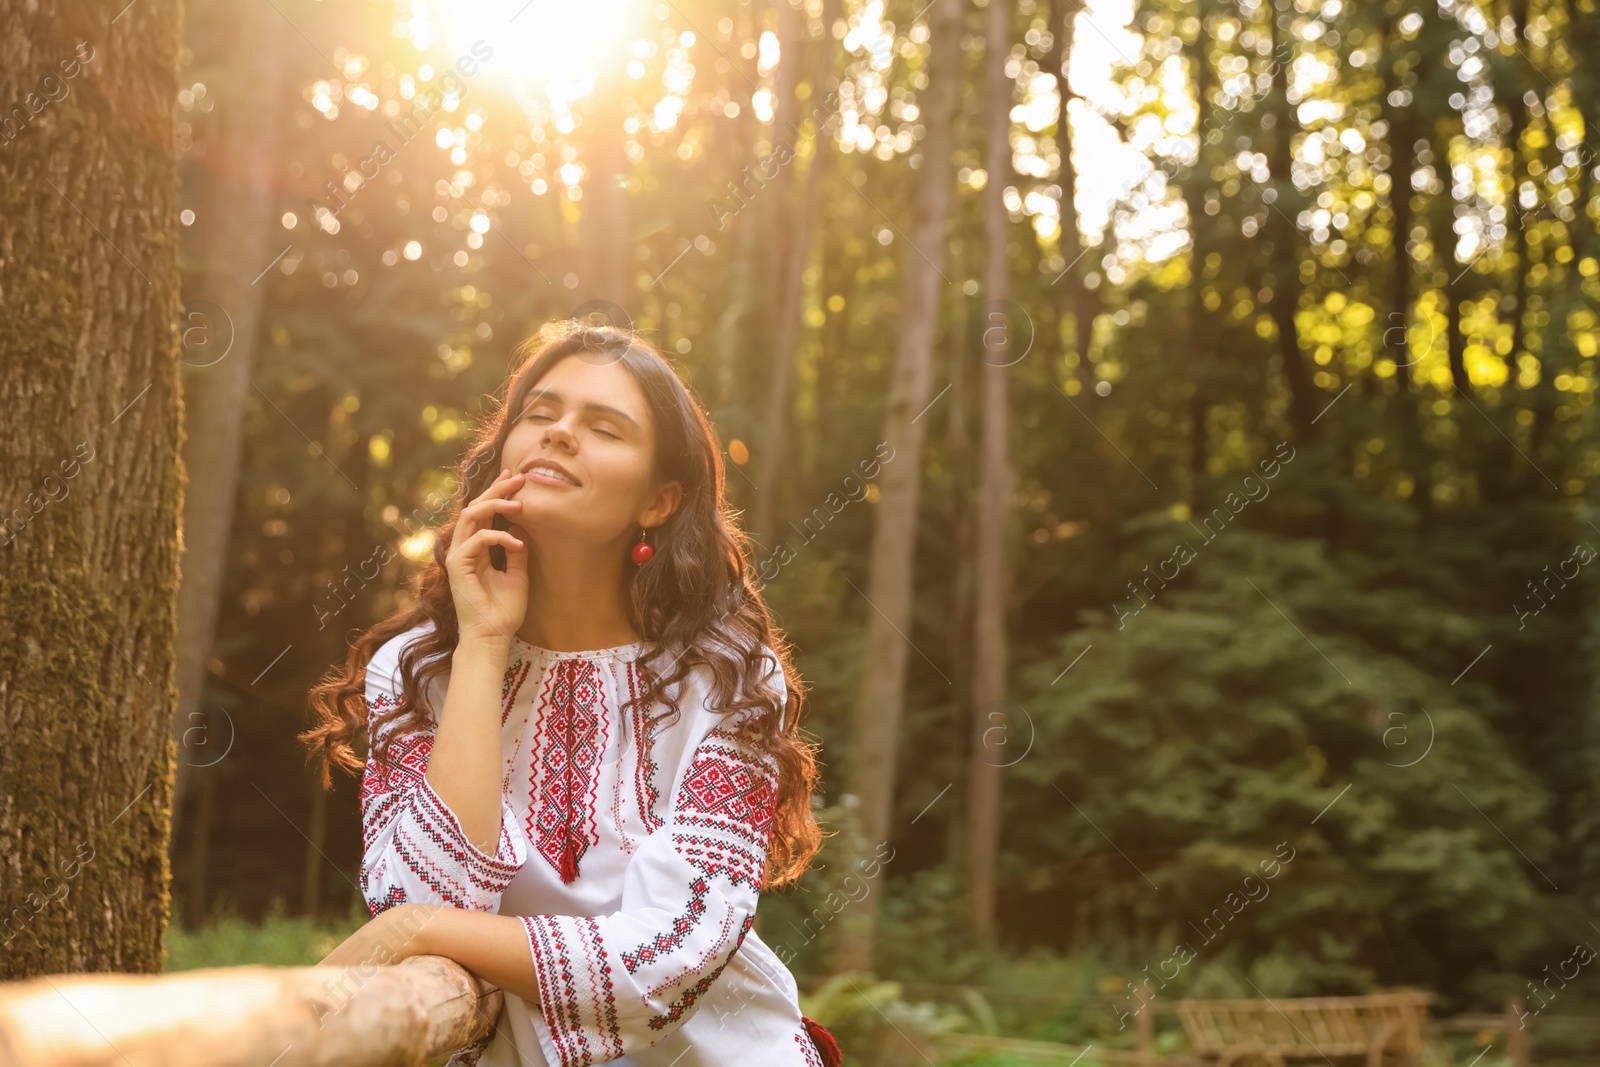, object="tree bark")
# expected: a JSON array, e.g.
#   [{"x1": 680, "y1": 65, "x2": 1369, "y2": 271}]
[
  {"x1": 751, "y1": 137, "x2": 826, "y2": 544},
  {"x1": 1530, "y1": 0, "x2": 1598, "y2": 467},
  {"x1": 706, "y1": 9, "x2": 765, "y2": 421},
  {"x1": 1444, "y1": 286, "x2": 1470, "y2": 396},
  {"x1": 1499, "y1": 0, "x2": 1542, "y2": 498},
  {"x1": 831, "y1": 0, "x2": 963, "y2": 975},
  {"x1": 1265, "y1": 1, "x2": 1317, "y2": 442},
  {"x1": 757, "y1": 0, "x2": 806, "y2": 347},
  {"x1": 751, "y1": 0, "x2": 839, "y2": 543},
  {"x1": 1505, "y1": 0, "x2": 1532, "y2": 380},
  {"x1": 1182, "y1": 5, "x2": 1214, "y2": 505},
  {"x1": 182, "y1": 768, "x2": 215, "y2": 930},
  {"x1": 1382, "y1": 10, "x2": 1431, "y2": 515},
  {"x1": 968, "y1": 0, "x2": 1013, "y2": 949},
  {"x1": 301, "y1": 773, "x2": 328, "y2": 918},
  {"x1": 172, "y1": 0, "x2": 287, "y2": 850},
  {"x1": 0, "y1": 0, "x2": 183, "y2": 978},
  {"x1": 1052, "y1": 0, "x2": 1095, "y2": 397},
  {"x1": 1427, "y1": 113, "x2": 1473, "y2": 400},
  {"x1": 944, "y1": 298, "x2": 975, "y2": 873}
]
